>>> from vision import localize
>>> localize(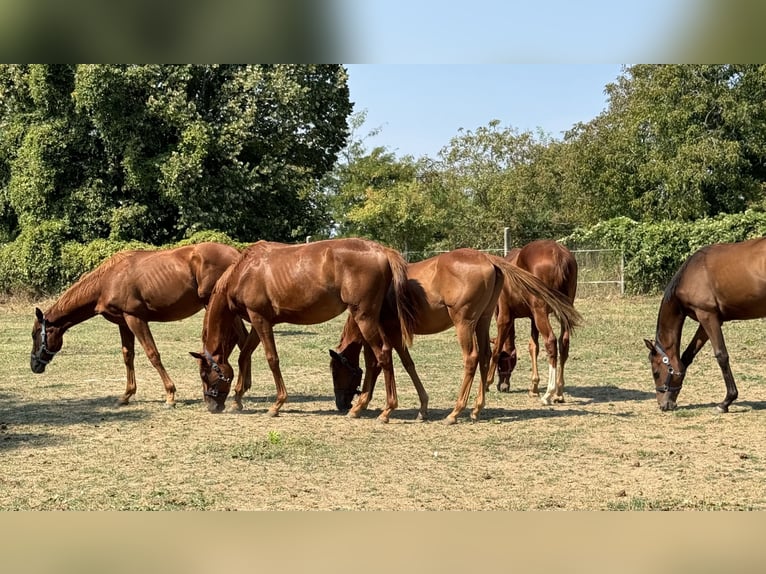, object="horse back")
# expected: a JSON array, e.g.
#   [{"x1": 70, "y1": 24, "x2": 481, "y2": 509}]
[
  {"x1": 515, "y1": 240, "x2": 577, "y2": 301},
  {"x1": 228, "y1": 239, "x2": 397, "y2": 323},
  {"x1": 675, "y1": 237, "x2": 766, "y2": 320}
]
